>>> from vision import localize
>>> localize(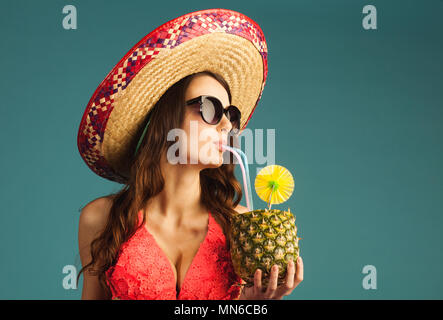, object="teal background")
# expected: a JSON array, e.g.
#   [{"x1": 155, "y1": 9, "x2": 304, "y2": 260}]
[{"x1": 0, "y1": 0, "x2": 442, "y2": 299}]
